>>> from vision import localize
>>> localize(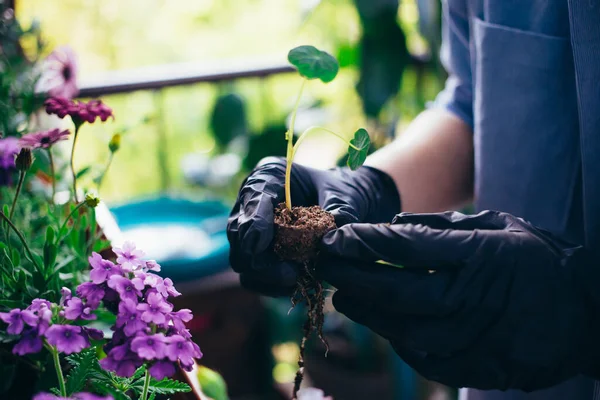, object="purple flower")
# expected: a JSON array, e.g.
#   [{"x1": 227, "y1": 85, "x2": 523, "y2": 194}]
[
  {"x1": 84, "y1": 100, "x2": 113, "y2": 122},
  {"x1": 13, "y1": 329, "x2": 43, "y2": 355},
  {"x1": 156, "y1": 277, "x2": 181, "y2": 298},
  {"x1": 83, "y1": 327, "x2": 104, "y2": 341},
  {"x1": 101, "y1": 342, "x2": 143, "y2": 377},
  {"x1": 72, "y1": 393, "x2": 114, "y2": 400},
  {"x1": 45, "y1": 325, "x2": 89, "y2": 354},
  {"x1": 149, "y1": 360, "x2": 176, "y2": 380},
  {"x1": 169, "y1": 309, "x2": 193, "y2": 332},
  {"x1": 33, "y1": 392, "x2": 114, "y2": 400},
  {"x1": 107, "y1": 275, "x2": 144, "y2": 303},
  {"x1": 89, "y1": 252, "x2": 122, "y2": 284},
  {"x1": 0, "y1": 137, "x2": 19, "y2": 186},
  {"x1": 64, "y1": 297, "x2": 97, "y2": 321},
  {"x1": 44, "y1": 97, "x2": 74, "y2": 119},
  {"x1": 28, "y1": 299, "x2": 52, "y2": 313},
  {"x1": 36, "y1": 46, "x2": 79, "y2": 99},
  {"x1": 165, "y1": 335, "x2": 196, "y2": 362},
  {"x1": 60, "y1": 287, "x2": 72, "y2": 306},
  {"x1": 76, "y1": 282, "x2": 105, "y2": 308},
  {"x1": 33, "y1": 306, "x2": 52, "y2": 335},
  {"x1": 113, "y1": 241, "x2": 145, "y2": 271},
  {"x1": 144, "y1": 260, "x2": 161, "y2": 272},
  {"x1": 116, "y1": 300, "x2": 146, "y2": 336},
  {"x1": 100, "y1": 355, "x2": 139, "y2": 378},
  {"x1": 180, "y1": 356, "x2": 195, "y2": 372},
  {"x1": 130, "y1": 333, "x2": 167, "y2": 360},
  {"x1": 19, "y1": 129, "x2": 70, "y2": 149},
  {"x1": 0, "y1": 308, "x2": 37, "y2": 335},
  {"x1": 137, "y1": 292, "x2": 172, "y2": 325}
]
